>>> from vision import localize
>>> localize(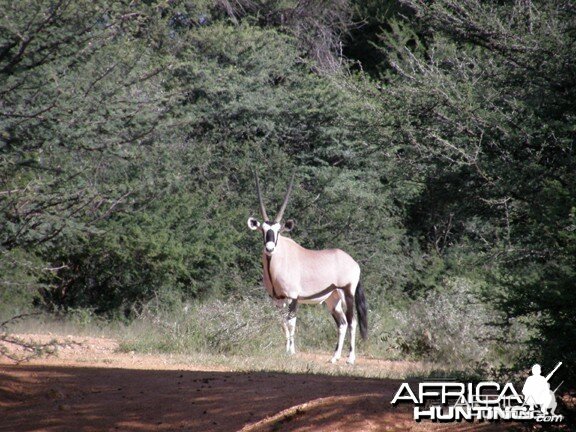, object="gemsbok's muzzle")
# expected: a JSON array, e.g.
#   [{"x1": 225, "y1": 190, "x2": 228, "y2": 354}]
[{"x1": 265, "y1": 227, "x2": 276, "y2": 253}]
